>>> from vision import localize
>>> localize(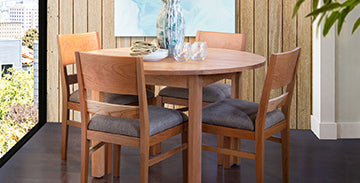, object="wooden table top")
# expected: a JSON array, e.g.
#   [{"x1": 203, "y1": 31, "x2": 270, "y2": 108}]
[{"x1": 88, "y1": 48, "x2": 266, "y2": 75}]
